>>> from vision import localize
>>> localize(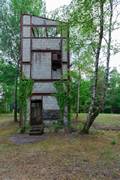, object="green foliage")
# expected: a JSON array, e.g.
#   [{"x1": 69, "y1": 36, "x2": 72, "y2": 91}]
[
  {"x1": 11, "y1": 0, "x2": 45, "y2": 16},
  {"x1": 19, "y1": 78, "x2": 33, "y2": 109},
  {"x1": 70, "y1": 68, "x2": 120, "y2": 114},
  {"x1": 0, "y1": 59, "x2": 16, "y2": 113},
  {"x1": 0, "y1": 0, "x2": 46, "y2": 63},
  {"x1": 51, "y1": 121, "x2": 63, "y2": 133},
  {"x1": 18, "y1": 121, "x2": 31, "y2": 134},
  {"x1": 69, "y1": 70, "x2": 91, "y2": 113},
  {"x1": 111, "y1": 139, "x2": 117, "y2": 145},
  {"x1": 76, "y1": 123, "x2": 84, "y2": 132},
  {"x1": 54, "y1": 80, "x2": 69, "y2": 123},
  {"x1": 104, "y1": 69, "x2": 120, "y2": 113},
  {"x1": 54, "y1": 67, "x2": 120, "y2": 120},
  {"x1": 19, "y1": 77, "x2": 33, "y2": 132}
]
